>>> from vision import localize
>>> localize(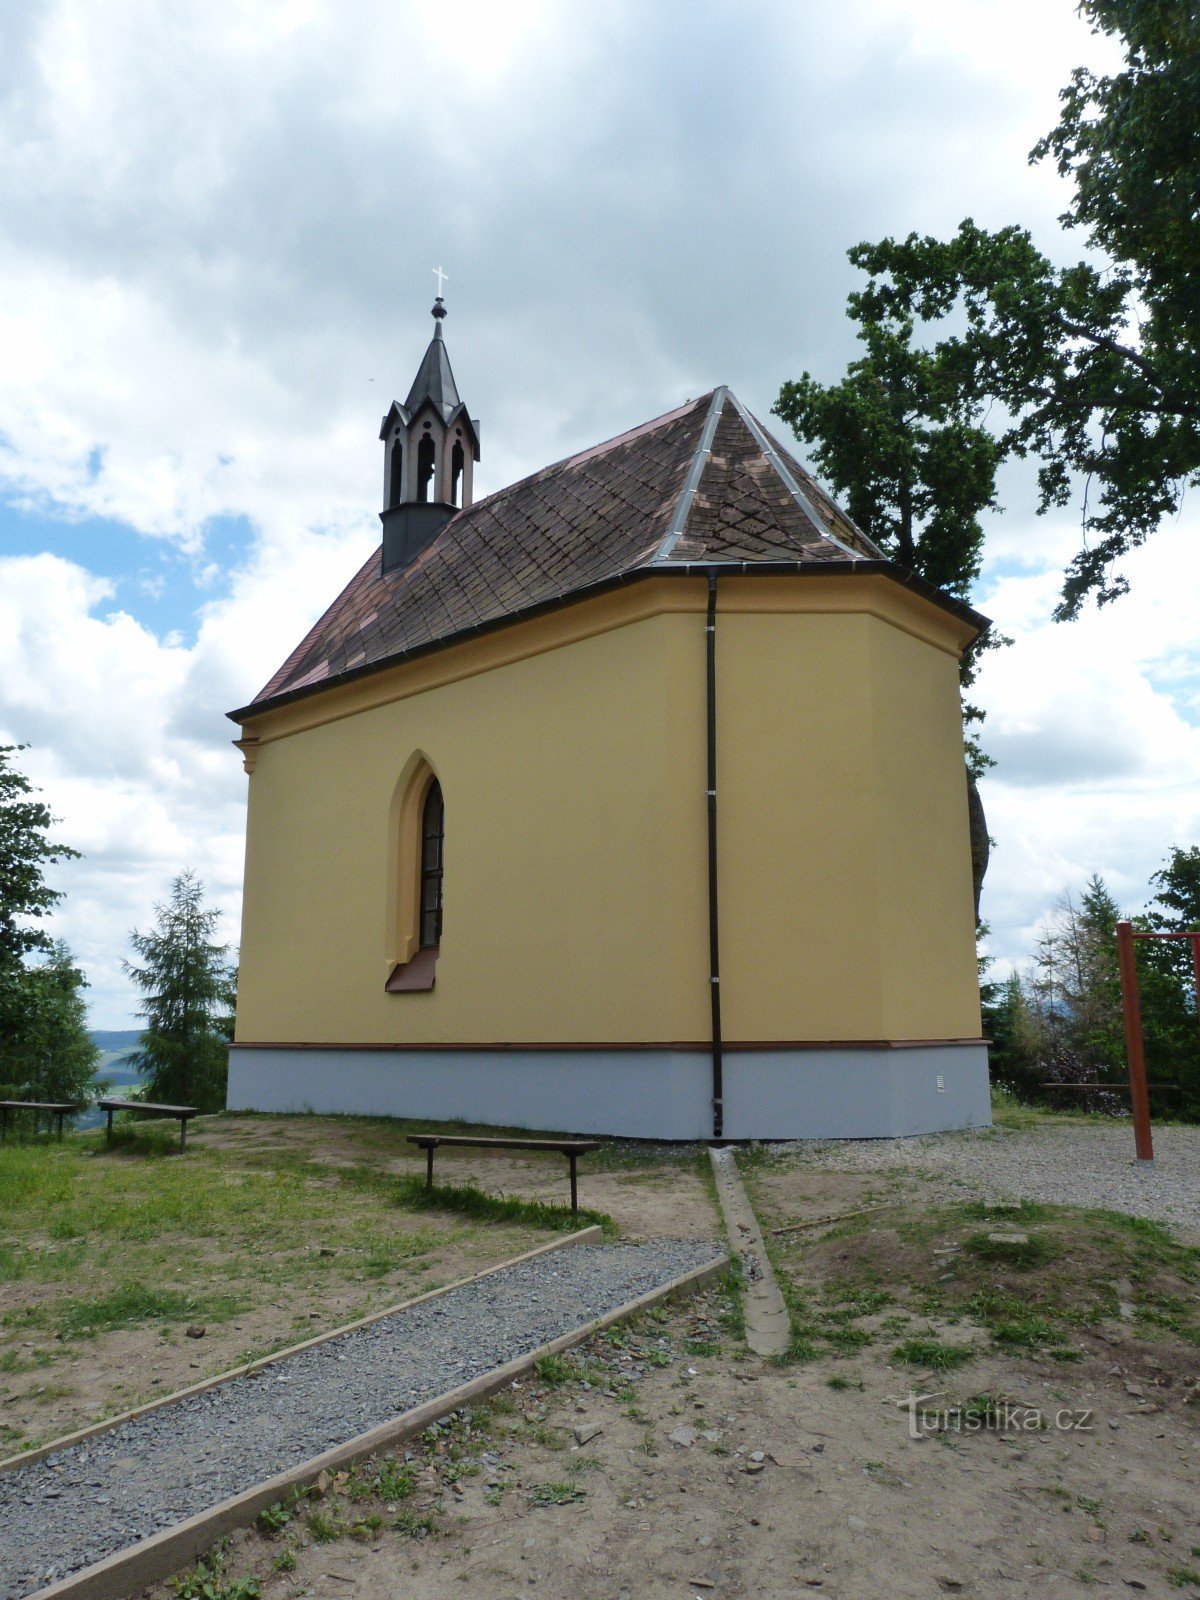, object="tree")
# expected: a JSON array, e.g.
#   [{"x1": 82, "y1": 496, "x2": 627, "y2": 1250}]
[
  {"x1": 1005, "y1": 880, "x2": 1126, "y2": 1102},
  {"x1": 0, "y1": 943, "x2": 100, "y2": 1105},
  {"x1": 124, "y1": 871, "x2": 236, "y2": 1113},
  {"x1": 0, "y1": 745, "x2": 80, "y2": 976},
  {"x1": 773, "y1": 281, "x2": 1004, "y2": 916},
  {"x1": 0, "y1": 746, "x2": 97, "y2": 1111},
  {"x1": 1149, "y1": 845, "x2": 1200, "y2": 932},
  {"x1": 827, "y1": 3, "x2": 1200, "y2": 618},
  {"x1": 989, "y1": 865, "x2": 1198, "y2": 1118},
  {"x1": 1141, "y1": 844, "x2": 1200, "y2": 1115},
  {"x1": 980, "y1": 969, "x2": 1041, "y2": 1100}
]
